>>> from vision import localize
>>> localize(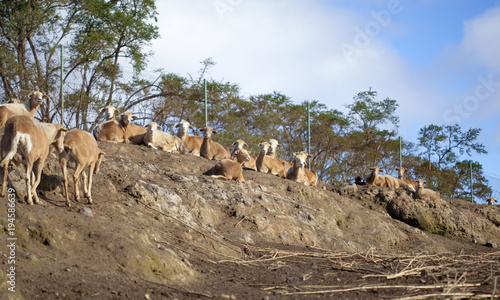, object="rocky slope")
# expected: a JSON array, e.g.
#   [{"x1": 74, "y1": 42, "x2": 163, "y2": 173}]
[{"x1": 0, "y1": 141, "x2": 499, "y2": 299}]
